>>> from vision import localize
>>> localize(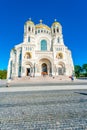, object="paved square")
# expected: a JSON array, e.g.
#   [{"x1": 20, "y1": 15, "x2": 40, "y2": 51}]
[{"x1": 0, "y1": 89, "x2": 87, "y2": 129}]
